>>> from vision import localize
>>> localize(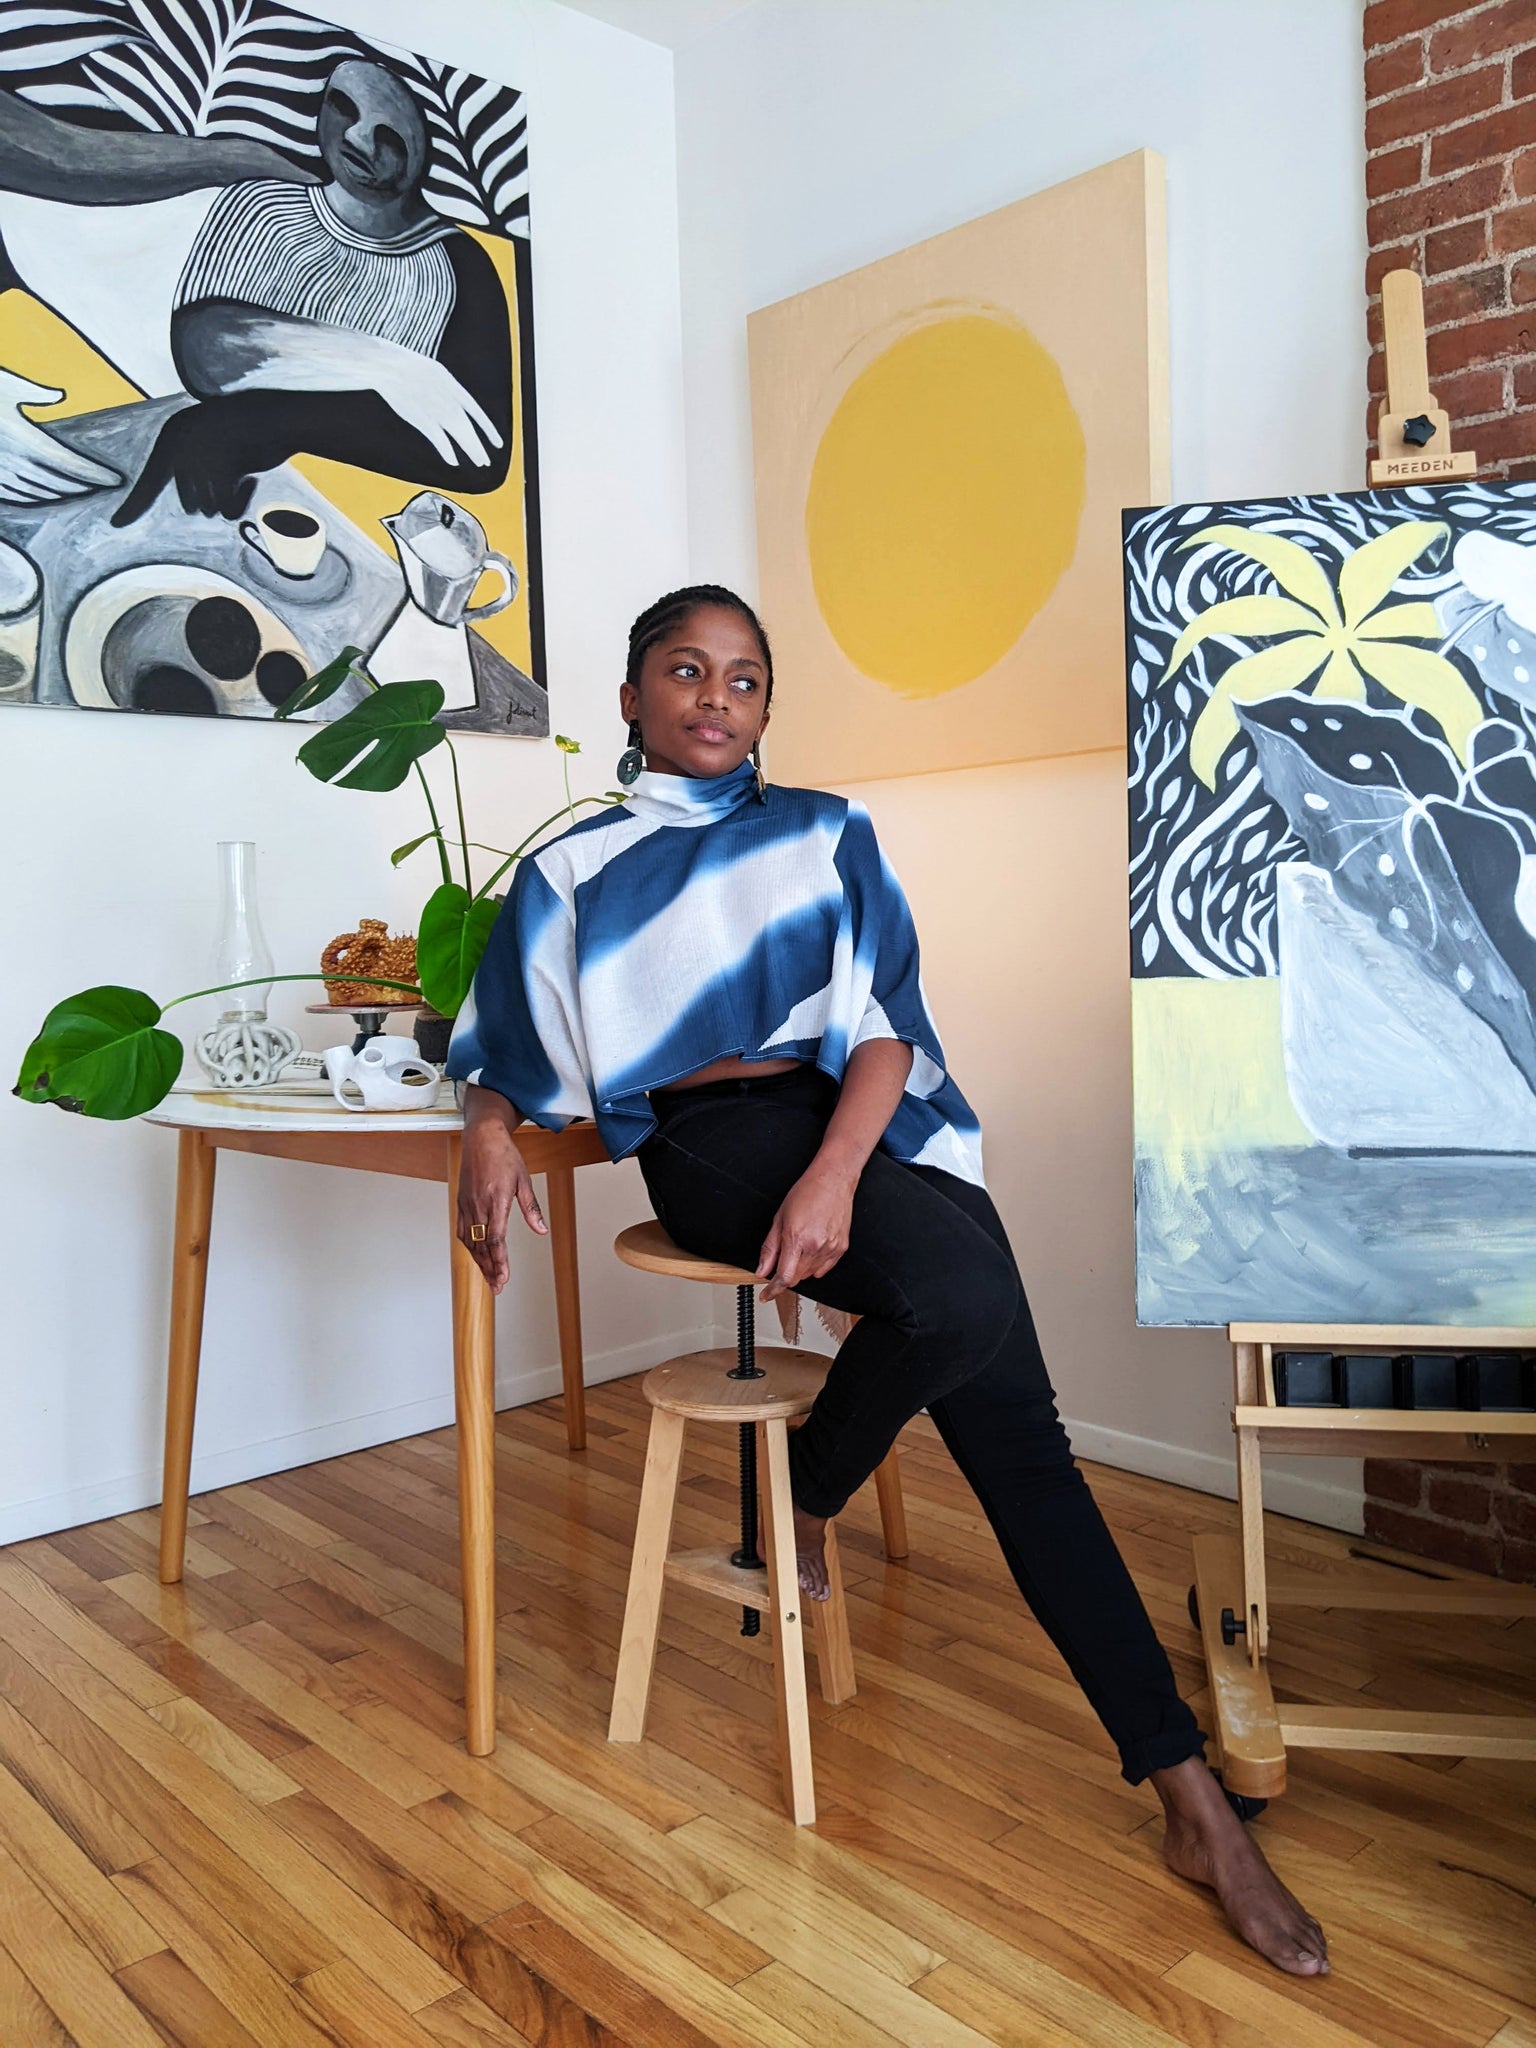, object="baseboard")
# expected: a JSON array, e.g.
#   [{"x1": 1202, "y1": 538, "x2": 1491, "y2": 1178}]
[
  {"x1": 1063, "y1": 1416, "x2": 1365, "y2": 1535},
  {"x1": 0, "y1": 1322, "x2": 715, "y2": 1548}
]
